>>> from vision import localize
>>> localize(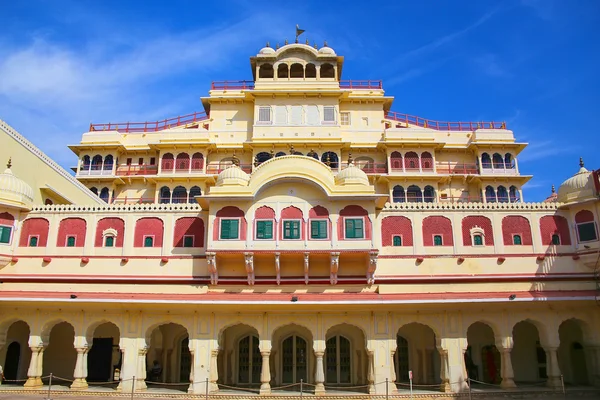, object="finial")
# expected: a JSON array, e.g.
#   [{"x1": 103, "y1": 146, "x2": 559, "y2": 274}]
[
  {"x1": 231, "y1": 152, "x2": 240, "y2": 166},
  {"x1": 266, "y1": 41, "x2": 270, "y2": 48},
  {"x1": 254, "y1": 155, "x2": 259, "y2": 167},
  {"x1": 6, "y1": 157, "x2": 11, "y2": 169},
  {"x1": 325, "y1": 152, "x2": 331, "y2": 167},
  {"x1": 313, "y1": 42, "x2": 318, "y2": 49},
  {"x1": 270, "y1": 148, "x2": 275, "y2": 157},
  {"x1": 285, "y1": 39, "x2": 288, "y2": 45},
  {"x1": 289, "y1": 144, "x2": 295, "y2": 155},
  {"x1": 276, "y1": 43, "x2": 280, "y2": 50},
  {"x1": 347, "y1": 153, "x2": 353, "y2": 165},
  {"x1": 305, "y1": 38, "x2": 309, "y2": 45},
  {"x1": 579, "y1": 157, "x2": 584, "y2": 168},
  {"x1": 324, "y1": 40, "x2": 328, "y2": 47},
  {"x1": 551, "y1": 184, "x2": 555, "y2": 194}
]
